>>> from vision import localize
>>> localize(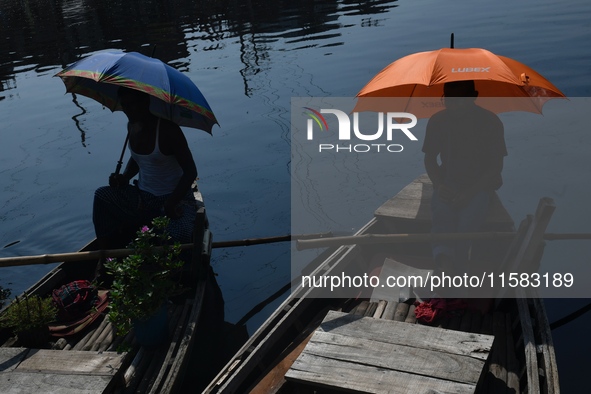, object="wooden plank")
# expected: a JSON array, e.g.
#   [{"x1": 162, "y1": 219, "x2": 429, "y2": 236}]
[
  {"x1": 393, "y1": 302, "x2": 409, "y2": 322},
  {"x1": 505, "y1": 313, "x2": 520, "y2": 392},
  {"x1": 160, "y1": 297, "x2": 204, "y2": 393},
  {"x1": 501, "y1": 198, "x2": 555, "y2": 276},
  {"x1": 16, "y1": 349, "x2": 123, "y2": 376},
  {"x1": 148, "y1": 300, "x2": 192, "y2": 394},
  {"x1": 488, "y1": 311, "x2": 508, "y2": 392},
  {"x1": 0, "y1": 348, "x2": 28, "y2": 372},
  {"x1": 404, "y1": 304, "x2": 417, "y2": 324},
  {"x1": 532, "y1": 297, "x2": 560, "y2": 394},
  {"x1": 206, "y1": 295, "x2": 316, "y2": 393},
  {"x1": 250, "y1": 332, "x2": 313, "y2": 394},
  {"x1": 374, "y1": 174, "x2": 433, "y2": 223},
  {"x1": 374, "y1": 174, "x2": 513, "y2": 230},
  {"x1": 318, "y1": 311, "x2": 493, "y2": 361},
  {"x1": 128, "y1": 350, "x2": 166, "y2": 394},
  {"x1": 0, "y1": 371, "x2": 113, "y2": 394},
  {"x1": 364, "y1": 302, "x2": 378, "y2": 317},
  {"x1": 138, "y1": 302, "x2": 186, "y2": 393},
  {"x1": 298, "y1": 330, "x2": 487, "y2": 385},
  {"x1": 82, "y1": 317, "x2": 110, "y2": 351},
  {"x1": 373, "y1": 300, "x2": 387, "y2": 319},
  {"x1": 381, "y1": 300, "x2": 398, "y2": 320},
  {"x1": 352, "y1": 300, "x2": 369, "y2": 316},
  {"x1": 72, "y1": 318, "x2": 104, "y2": 351},
  {"x1": 516, "y1": 295, "x2": 540, "y2": 394},
  {"x1": 287, "y1": 352, "x2": 476, "y2": 394},
  {"x1": 91, "y1": 321, "x2": 115, "y2": 352},
  {"x1": 123, "y1": 347, "x2": 150, "y2": 391}
]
